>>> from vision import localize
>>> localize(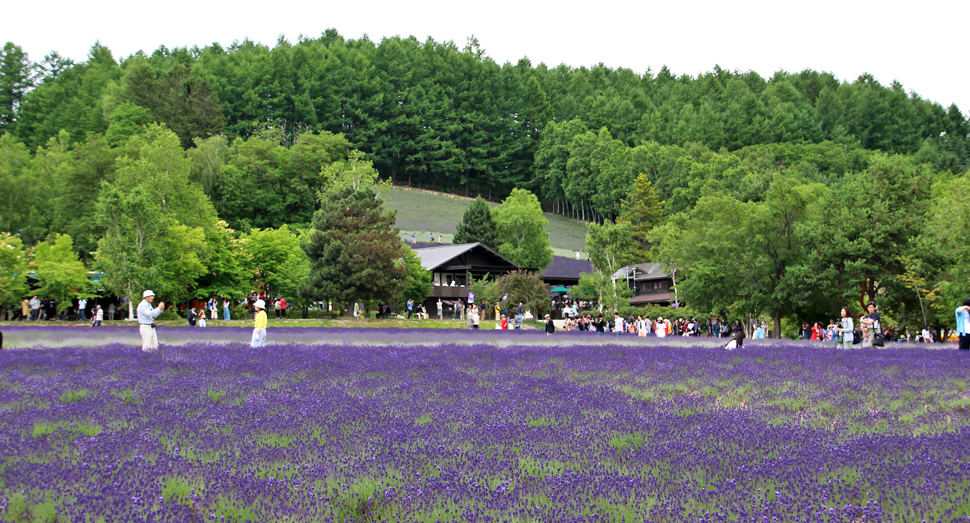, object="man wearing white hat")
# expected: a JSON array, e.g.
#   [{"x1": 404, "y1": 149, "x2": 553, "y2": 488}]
[{"x1": 137, "y1": 290, "x2": 165, "y2": 352}]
